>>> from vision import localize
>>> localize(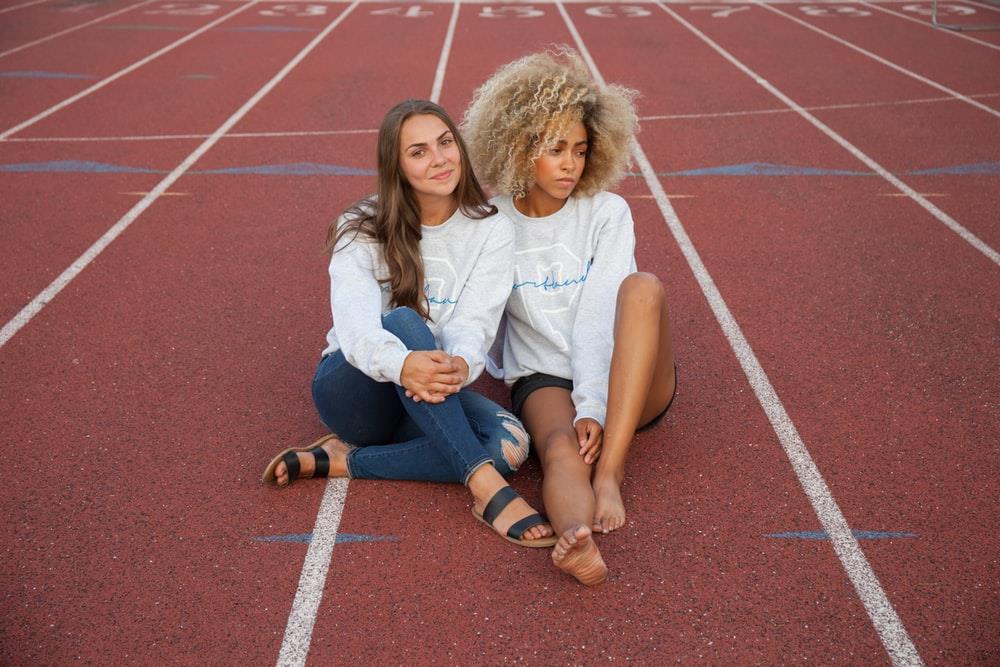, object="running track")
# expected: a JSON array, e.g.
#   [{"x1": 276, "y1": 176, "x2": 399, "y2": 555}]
[{"x1": 1, "y1": 0, "x2": 997, "y2": 663}]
